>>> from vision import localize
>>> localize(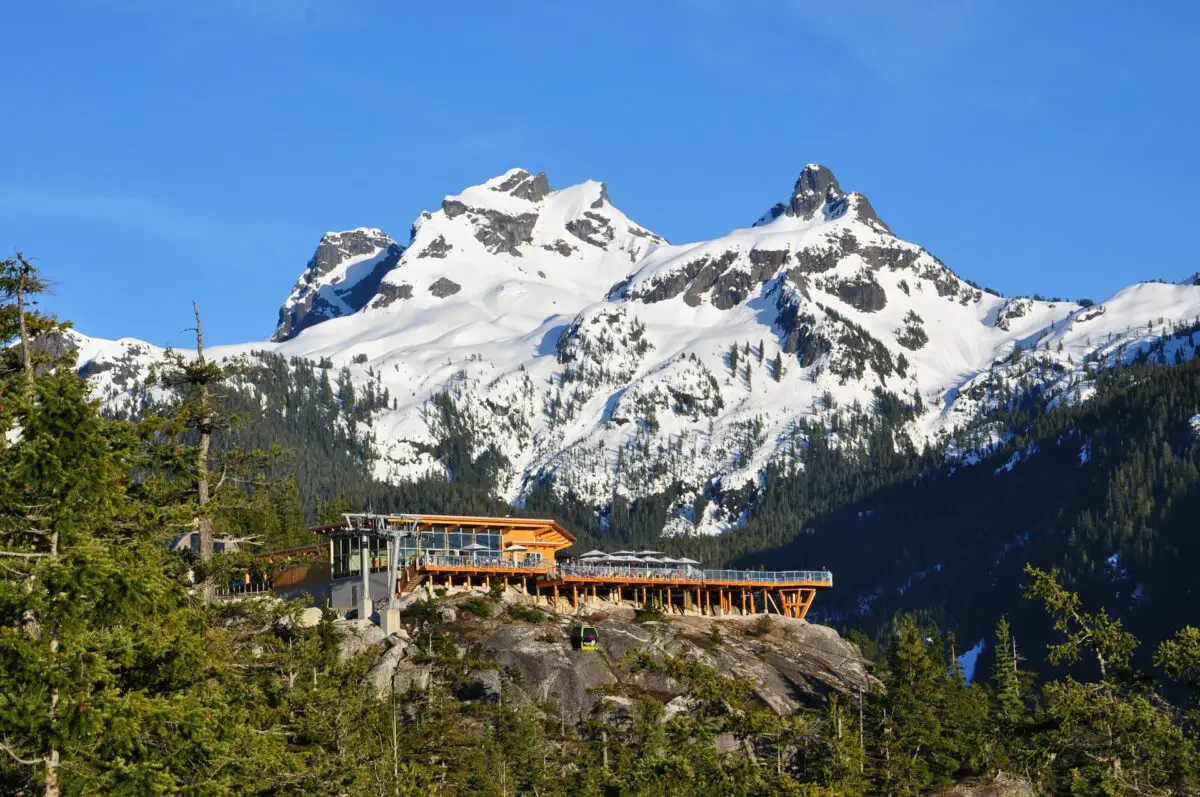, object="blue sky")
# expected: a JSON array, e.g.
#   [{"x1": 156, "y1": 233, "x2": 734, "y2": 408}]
[{"x1": 1, "y1": 0, "x2": 1197, "y2": 346}]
